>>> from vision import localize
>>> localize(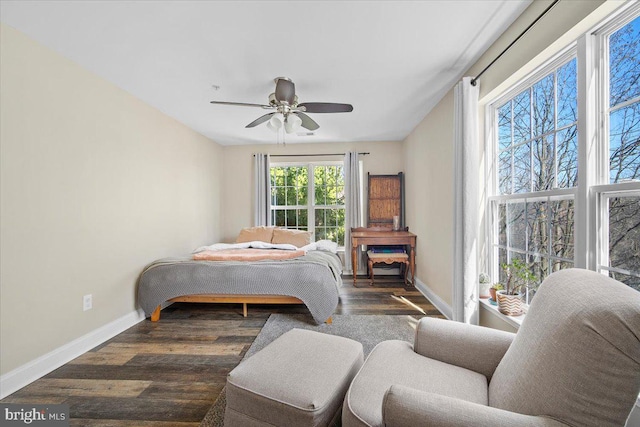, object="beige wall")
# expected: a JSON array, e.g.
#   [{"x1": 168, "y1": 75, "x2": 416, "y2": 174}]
[
  {"x1": 401, "y1": 0, "x2": 612, "y2": 319},
  {"x1": 0, "y1": 24, "x2": 224, "y2": 375},
  {"x1": 403, "y1": 91, "x2": 455, "y2": 305},
  {"x1": 221, "y1": 141, "x2": 404, "y2": 243}
]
